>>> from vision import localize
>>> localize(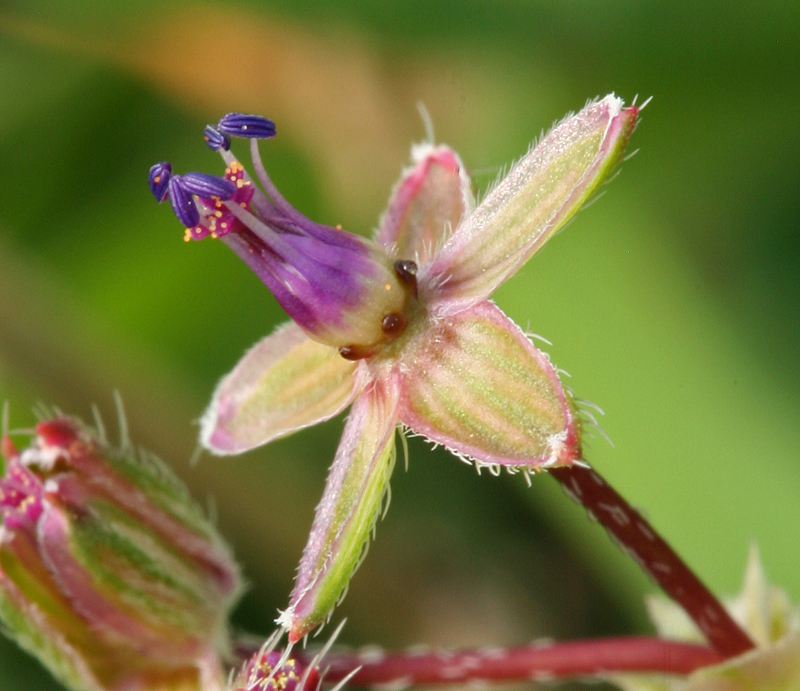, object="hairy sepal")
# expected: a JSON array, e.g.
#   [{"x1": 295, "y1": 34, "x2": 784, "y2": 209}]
[
  {"x1": 425, "y1": 95, "x2": 638, "y2": 307},
  {"x1": 376, "y1": 143, "x2": 474, "y2": 264},
  {"x1": 398, "y1": 300, "x2": 581, "y2": 467},
  {"x1": 201, "y1": 323, "x2": 358, "y2": 454},
  {"x1": 281, "y1": 377, "x2": 400, "y2": 641}
]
